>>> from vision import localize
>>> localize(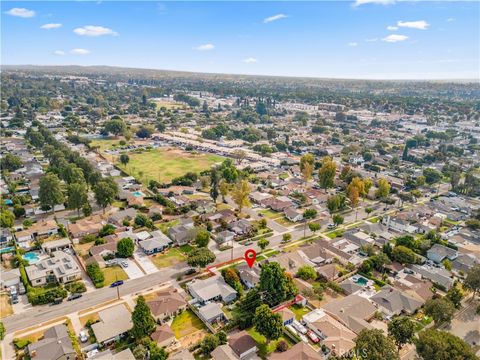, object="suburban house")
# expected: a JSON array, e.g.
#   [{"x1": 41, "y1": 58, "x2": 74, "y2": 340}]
[
  {"x1": 139, "y1": 233, "x2": 172, "y2": 255},
  {"x1": 382, "y1": 216, "x2": 418, "y2": 234},
  {"x1": 25, "y1": 251, "x2": 81, "y2": 287},
  {"x1": 269, "y1": 342, "x2": 324, "y2": 360},
  {"x1": 228, "y1": 331, "x2": 258, "y2": 359},
  {"x1": 91, "y1": 304, "x2": 133, "y2": 345},
  {"x1": 284, "y1": 207, "x2": 303, "y2": 222},
  {"x1": 15, "y1": 219, "x2": 58, "y2": 249},
  {"x1": 427, "y1": 244, "x2": 458, "y2": 264},
  {"x1": 187, "y1": 275, "x2": 237, "y2": 304},
  {"x1": 317, "y1": 264, "x2": 339, "y2": 282},
  {"x1": 215, "y1": 230, "x2": 236, "y2": 244},
  {"x1": 237, "y1": 263, "x2": 261, "y2": 289},
  {"x1": 41, "y1": 238, "x2": 72, "y2": 254},
  {"x1": 198, "y1": 302, "x2": 226, "y2": 324},
  {"x1": 211, "y1": 344, "x2": 239, "y2": 360},
  {"x1": 146, "y1": 288, "x2": 187, "y2": 322},
  {"x1": 371, "y1": 286, "x2": 423, "y2": 316},
  {"x1": 89, "y1": 241, "x2": 117, "y2": 268},
  {"x1": 0, "y1": 269, "x2": 20, "y2": 289},
  {"x1": 151, "y1": 324, "x2": 176, "y2": 348},
  {"x1": 322, "y1": 294, "x2": 376, "y2": 334},
  {"x1": 68, "y1": 214, "x2": 106, "y2": 239},
  {"x1": 409, "y1": 264, "x2": 454, "y2": 290},
  {"x1": 393, "y1": 275, "x2": 434, "y2": 302},
  {"x1": 344, "y1": 230, "x2": 375, "y2": 247},
  {"x1": 168, "y1": 219, "x2": 196, "y2": 245},
  {"x1": 108, "y1": 208, "x2": 137, "y2": 226},
  {"x1": 452, "y1": 253, "x2": 479, "y2": 273},
  {"x1": 90, "y1": 349, "x2": 135, "y2": 360},
  {"x1": 276, "y1": 307, "x2": 295, "y2": 326},
  {"x1": 229, "y1": 219, "x2": 253, "y2": 235},
  {"x1": 303, "y1": 309, "x2": 356, "y2": 357},
  {"x1": 26, "y1": 324, "x2": 76, "y2": 360}
]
